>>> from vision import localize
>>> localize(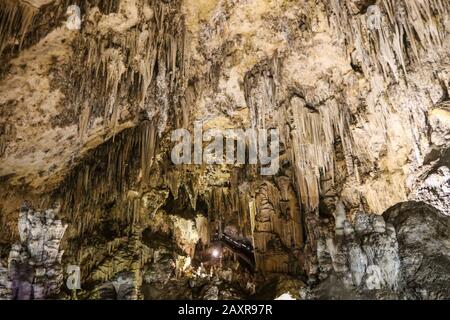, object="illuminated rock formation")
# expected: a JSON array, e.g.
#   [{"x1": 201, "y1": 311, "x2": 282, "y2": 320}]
[
  {"x1": 0, "y1": 0, "x2": 449, "y2": 300},
  {"x1": 0, "y1": 205, "x2": 66, "y2": 300}
]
